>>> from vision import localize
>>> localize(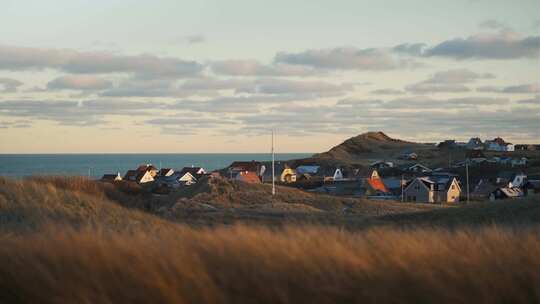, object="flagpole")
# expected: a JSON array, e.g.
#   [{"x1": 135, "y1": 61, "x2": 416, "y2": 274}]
[{"x1": 272, "y1": 129, "x2": 275, "y2": 196}]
